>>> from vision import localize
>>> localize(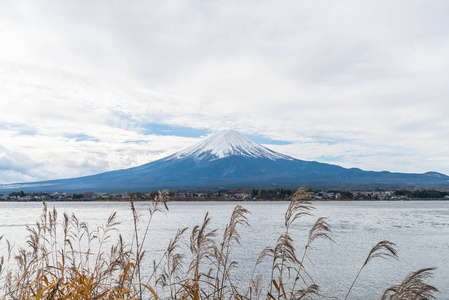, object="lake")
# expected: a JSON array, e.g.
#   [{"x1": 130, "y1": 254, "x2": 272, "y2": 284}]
[{"x1": 0, "y1": 200, "x2": 448, "y2": 299}]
